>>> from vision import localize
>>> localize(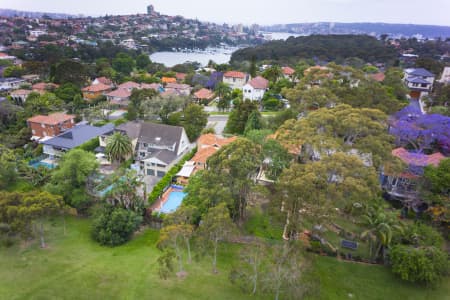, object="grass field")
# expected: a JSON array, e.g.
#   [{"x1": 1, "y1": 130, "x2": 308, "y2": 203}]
[{"x1": 0, "y1": 217, "x2": 448, "y2": 300}]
